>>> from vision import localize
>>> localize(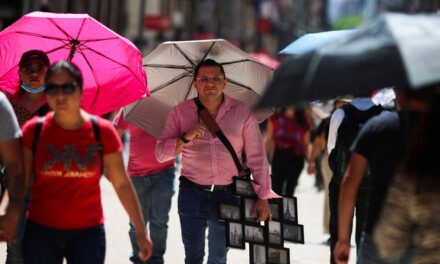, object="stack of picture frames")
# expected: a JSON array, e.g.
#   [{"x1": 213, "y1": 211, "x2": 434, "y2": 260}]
[{"x1": 219, "y1": 176, "x2": 305, "y2": 264}]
